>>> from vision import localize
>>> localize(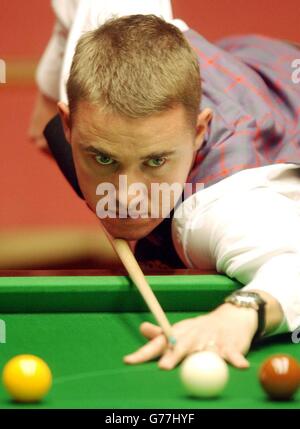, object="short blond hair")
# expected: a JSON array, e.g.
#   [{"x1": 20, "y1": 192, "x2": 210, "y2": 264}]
[{"x1": 67, "y1": 14, "x2": 201, "y2": 127}]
